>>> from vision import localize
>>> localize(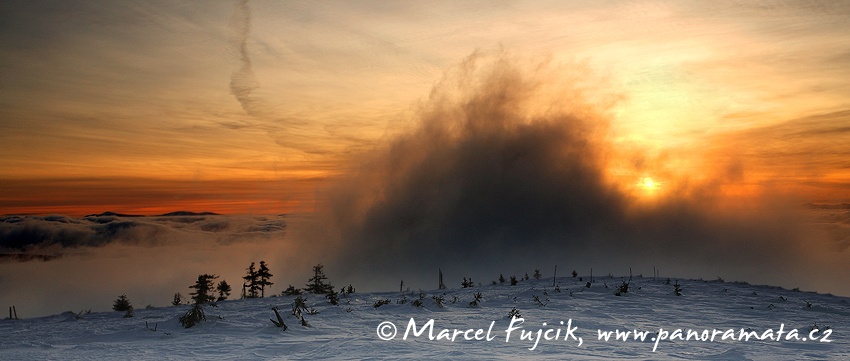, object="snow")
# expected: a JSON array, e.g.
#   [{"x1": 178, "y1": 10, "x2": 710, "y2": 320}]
[{"x1": 2, "y1": 276, "x2": 848, "y2": 360}]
